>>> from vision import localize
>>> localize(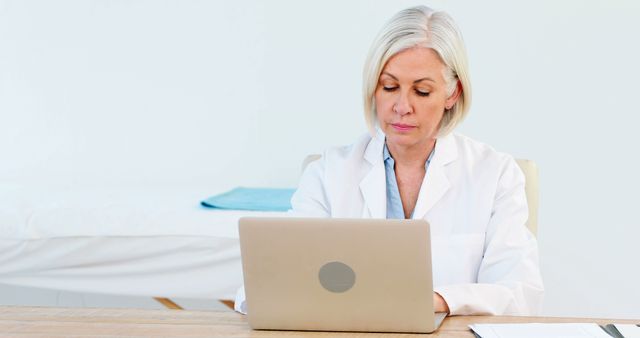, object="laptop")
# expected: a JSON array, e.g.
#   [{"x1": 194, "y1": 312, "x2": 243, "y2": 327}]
[{"x1": 238, "y1": 217, "x2": 446, "y2": 333}]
